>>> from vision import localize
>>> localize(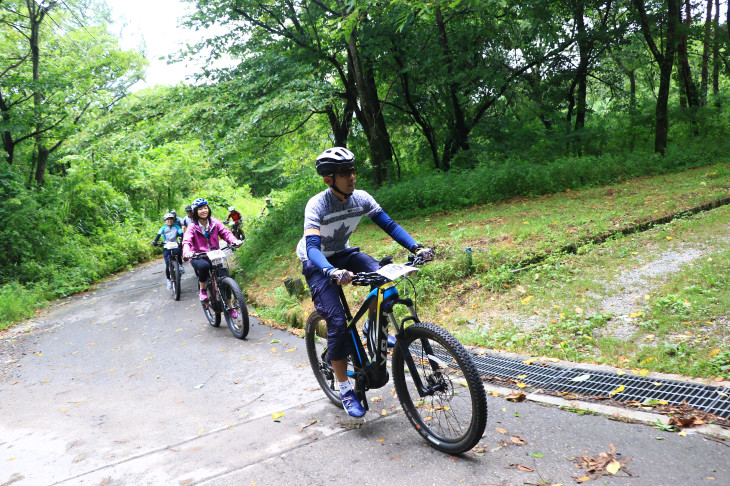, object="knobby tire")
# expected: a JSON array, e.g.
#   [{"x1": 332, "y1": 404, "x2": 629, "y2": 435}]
[
  {"x1": 391, "y1": 322, "x2": 488, "y2": 454},
  {"x1": 171, "y1": 260, "x2": 181, "y2": 301},
  {"x1": 221, "y1": 277, "x2": 249, "y2": 339},
  {"x1": 305, "y1": 311, "x2": 356, "y2": 409}
]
